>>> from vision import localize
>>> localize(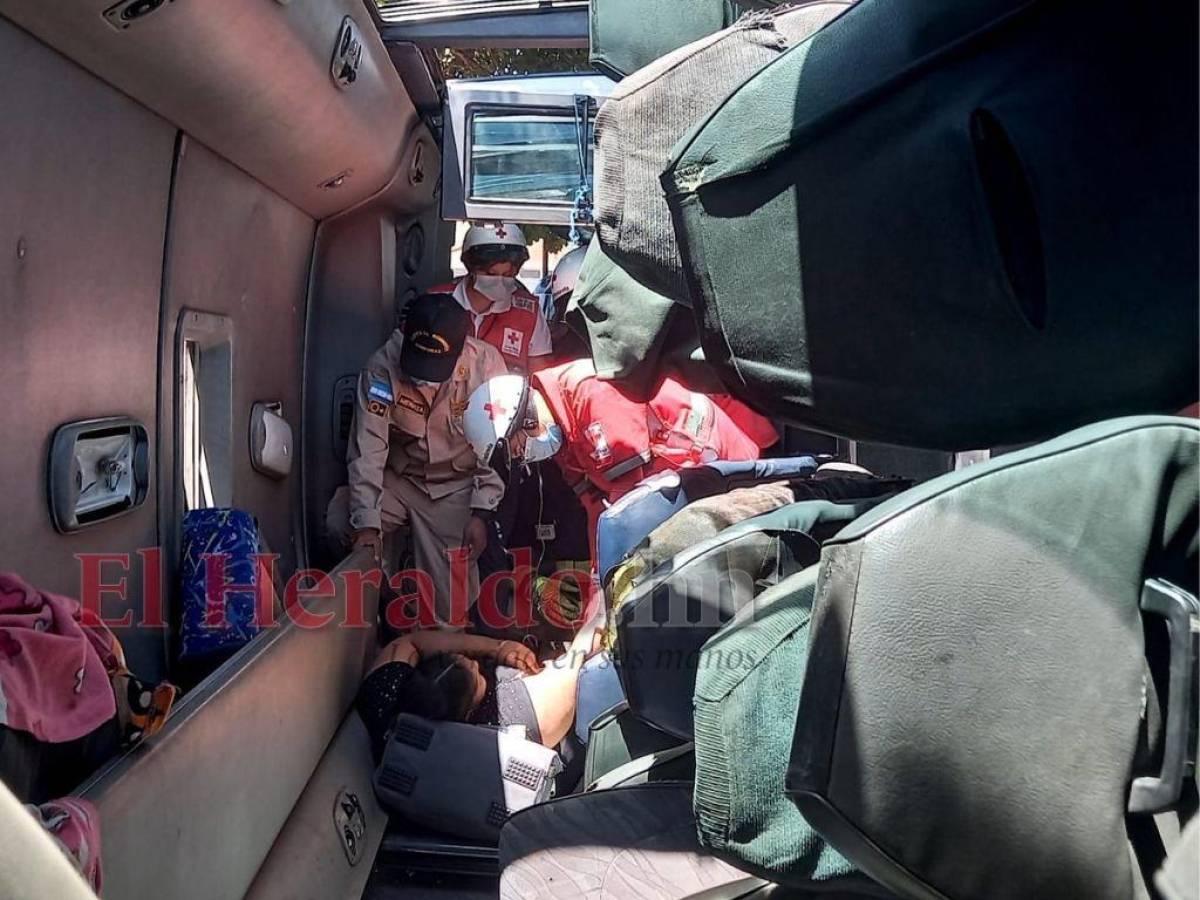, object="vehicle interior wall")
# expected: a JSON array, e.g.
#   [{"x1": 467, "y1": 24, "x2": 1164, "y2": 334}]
[
  {"x1": 77, "y1": 550, "x2": 382, "y2": 900},
  {"x1": 0, "y1": 15, "x2": 176, "y2": 682},
  {"x1": 0, "y1": 0, "x2": 427, "y2": 684},
  {"x1": 157, "y1": 135, "x2": 316, "y2": 663},
  {"x1": 0, "y1": 0, "x2": 412, "y2": 220}
]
